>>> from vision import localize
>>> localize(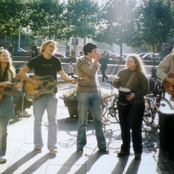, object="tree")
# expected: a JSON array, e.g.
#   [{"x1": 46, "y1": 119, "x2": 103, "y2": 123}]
[
  {"x1": 28, "y1": 0, "x2": 65, "y2": 40},
  {"x1": 66, "y1": 0, "x2": 100, "y2": 44},
  {"x1": 0, "y1": 0, "x2": 29, "y2": 43},
  {"x1": 93, "y1": 0, "x2": 136, "y2": 57},
  {"x1": 128, "y1": 0, "x2": 174, "y2": 50}
]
